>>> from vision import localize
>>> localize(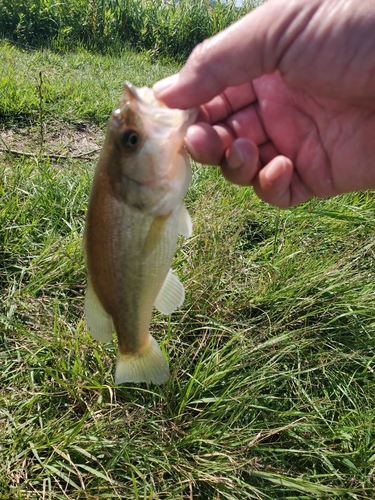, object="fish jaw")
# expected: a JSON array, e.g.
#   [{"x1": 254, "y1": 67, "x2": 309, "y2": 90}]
[
  {"x1": 108, "y1": 83, "x2": 198, "y2": 210},
  {"x1": 122, "y1": 81, "x2": 197, "y2": 142}
]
